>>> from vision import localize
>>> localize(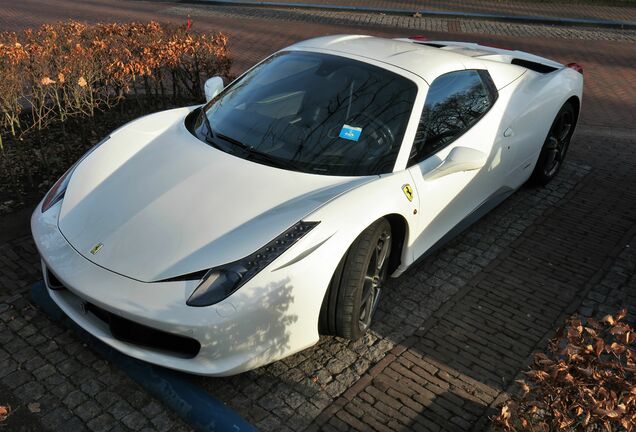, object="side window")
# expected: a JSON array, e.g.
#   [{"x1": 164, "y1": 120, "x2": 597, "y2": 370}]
[{"x1": 409, "y1": 70, "x2": 497, "y2": 165}]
